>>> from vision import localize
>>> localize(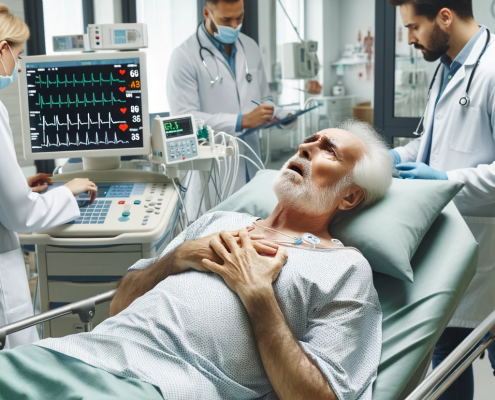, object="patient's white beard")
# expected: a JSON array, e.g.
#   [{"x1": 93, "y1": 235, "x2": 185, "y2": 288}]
[{"x1": 273, "y1": 156, "x2": 351, "y2": 215}]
